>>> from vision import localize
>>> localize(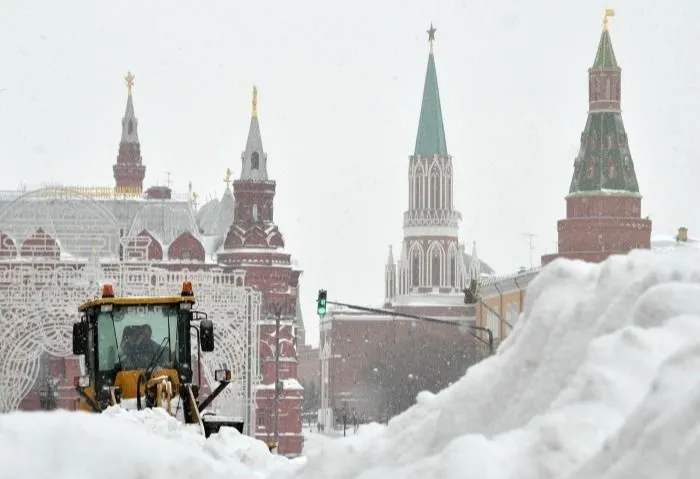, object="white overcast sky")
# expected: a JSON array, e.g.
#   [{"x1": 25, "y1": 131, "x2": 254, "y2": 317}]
[{"x1": 1, "y1": 0, "x2": 699, "y2": 347}]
